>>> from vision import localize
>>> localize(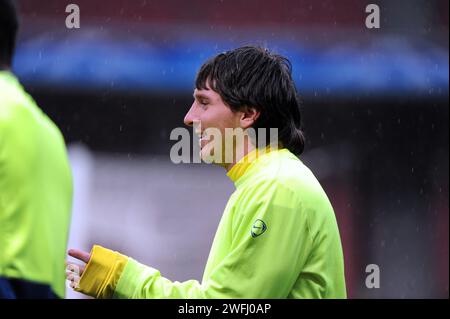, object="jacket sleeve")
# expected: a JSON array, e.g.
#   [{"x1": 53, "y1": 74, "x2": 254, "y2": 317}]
[{"x1": 75, "y1": 180, "x2": 313, "y2": 298}]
